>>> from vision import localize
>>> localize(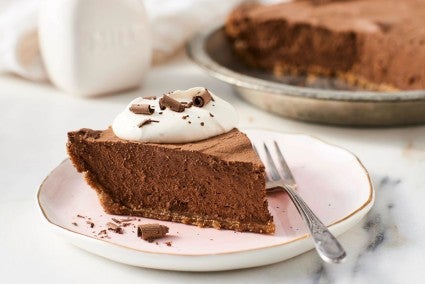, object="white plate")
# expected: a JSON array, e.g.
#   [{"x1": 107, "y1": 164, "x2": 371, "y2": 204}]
[{"x1": 37, "y1": 129, "x2": 374, "y2": 271}]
